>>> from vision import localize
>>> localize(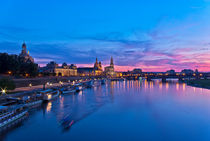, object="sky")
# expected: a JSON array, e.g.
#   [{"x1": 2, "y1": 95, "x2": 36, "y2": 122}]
[{"x1": 1, "y1": 0, "x2": 210, "y2": 72}]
